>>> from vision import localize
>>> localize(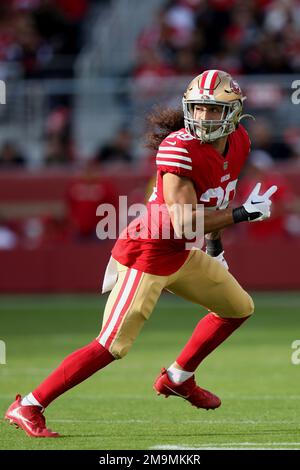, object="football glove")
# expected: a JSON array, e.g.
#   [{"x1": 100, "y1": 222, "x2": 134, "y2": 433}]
[{"x1": 233, "y1": 182, "x2": 278, "y2": 223}]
